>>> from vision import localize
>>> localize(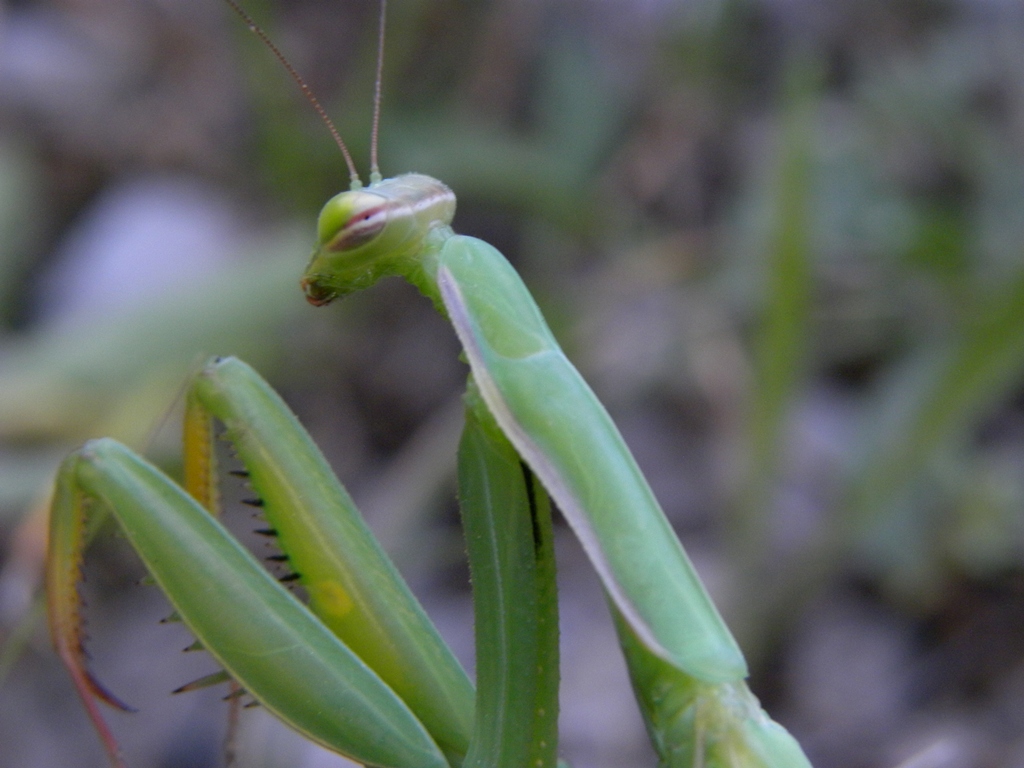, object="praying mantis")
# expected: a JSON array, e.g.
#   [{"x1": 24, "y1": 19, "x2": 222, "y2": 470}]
[{"x1": 46, "y1": 2, "x2": 814, "y2": 766}]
